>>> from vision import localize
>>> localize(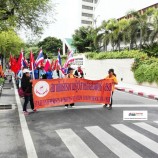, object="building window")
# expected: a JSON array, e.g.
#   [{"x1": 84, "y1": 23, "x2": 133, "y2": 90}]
[
  {"x1": 82, "y1": 5, "x2": 93, "y2": 10},
  {"x1": 82, "y1": 0, "x2": 93, "y2": 3},
  {"x1": 82, "y1": 13, "x2": 93, "y2": 18},
  {"x1": 81, "y1": 20, "x2": 92, "y2": 24}
]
